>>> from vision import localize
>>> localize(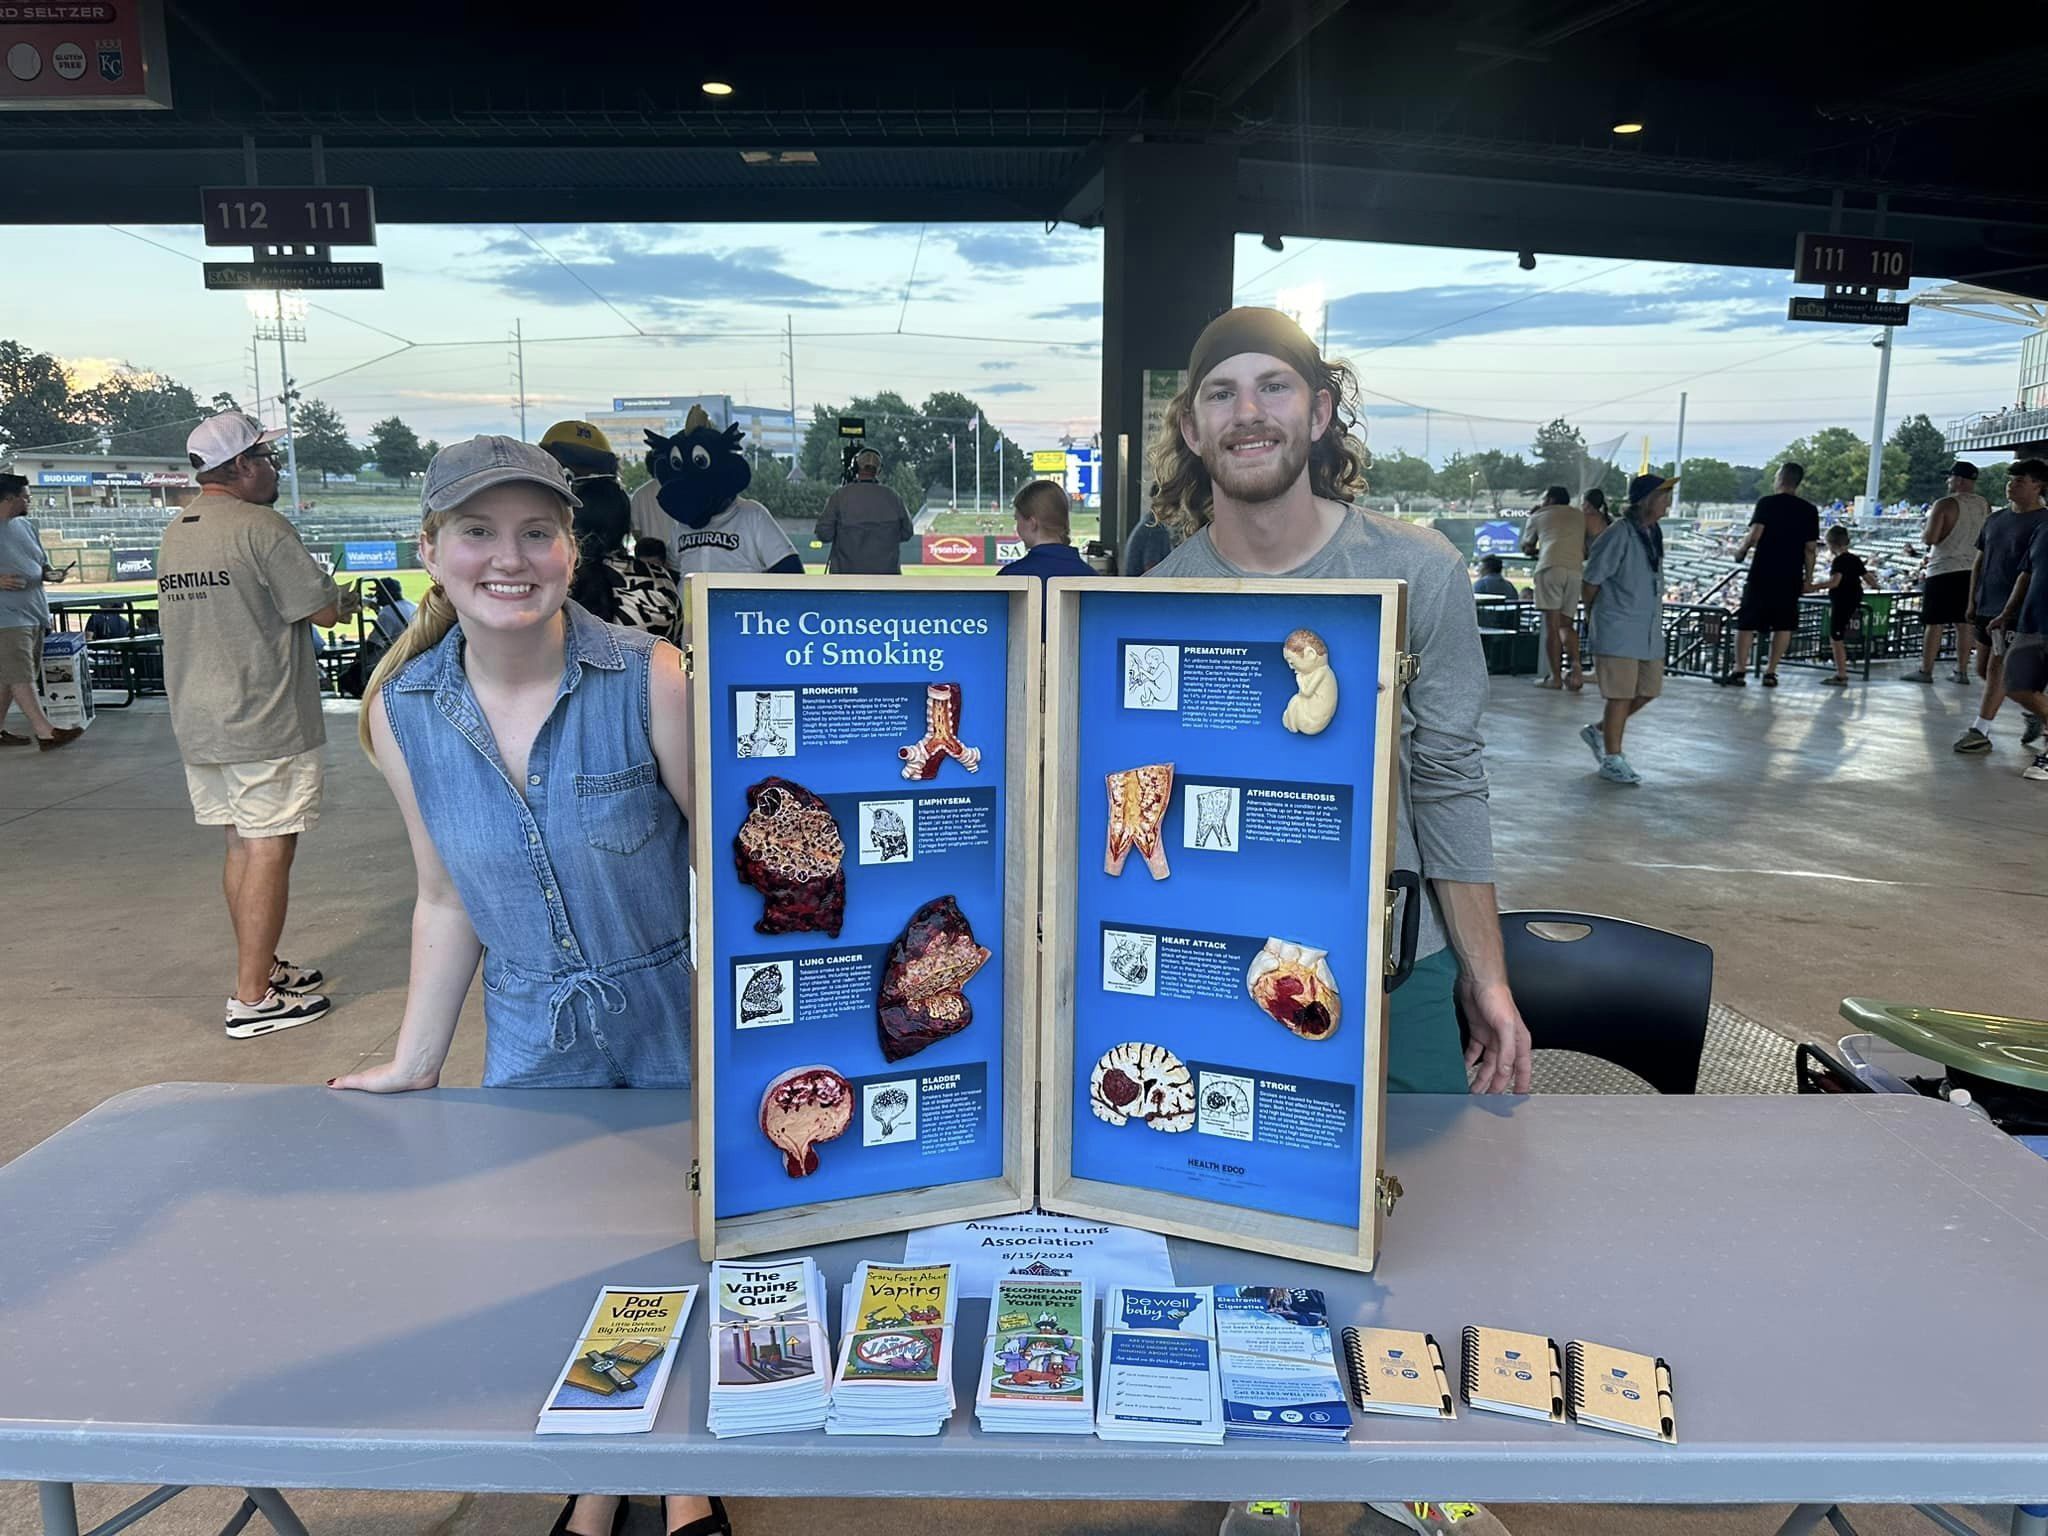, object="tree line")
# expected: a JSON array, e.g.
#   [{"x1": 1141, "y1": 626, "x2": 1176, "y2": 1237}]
[
  {"x1": 1371, "y1": 413, "x2": 1966, "y2": 512},
  {"x1": 0, "y1": 338, "x2": 436, "y2": 485}
]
